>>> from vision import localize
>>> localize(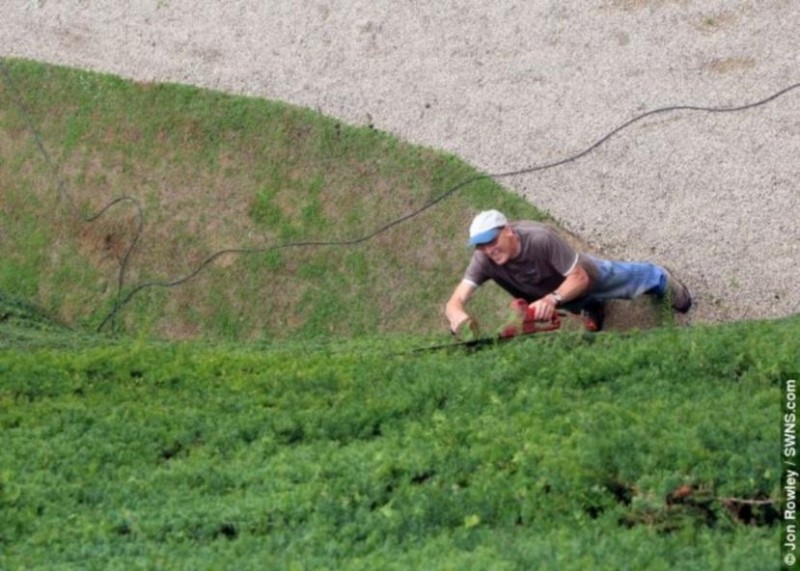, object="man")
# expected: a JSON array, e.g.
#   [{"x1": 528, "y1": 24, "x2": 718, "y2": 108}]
[{"x1": 445, "y1": 209, "x2": 692, "y2": 335}]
